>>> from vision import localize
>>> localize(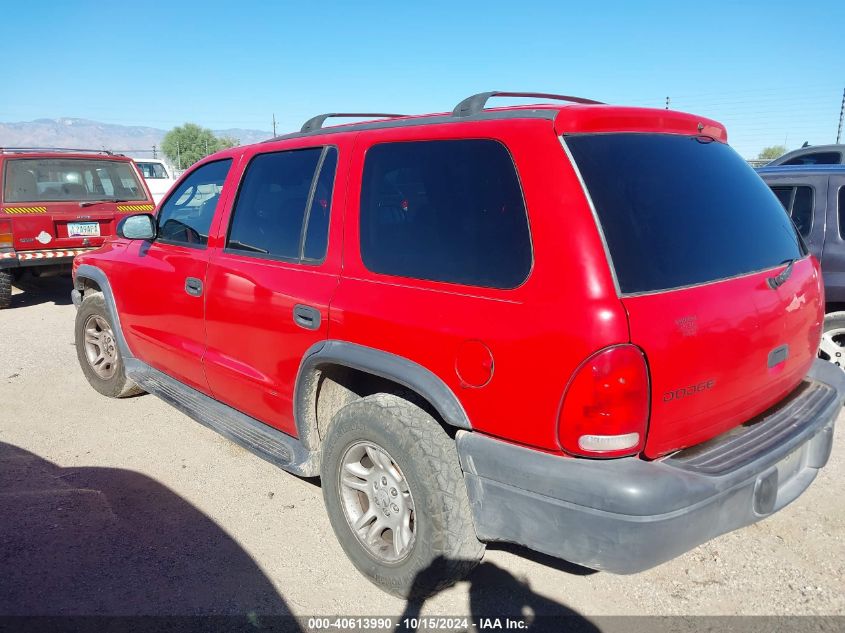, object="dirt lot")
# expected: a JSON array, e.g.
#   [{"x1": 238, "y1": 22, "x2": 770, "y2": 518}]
[{"x1": 1, "y1": 276, "x2": 844, "y2": 621}]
